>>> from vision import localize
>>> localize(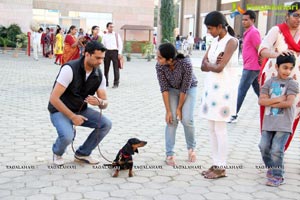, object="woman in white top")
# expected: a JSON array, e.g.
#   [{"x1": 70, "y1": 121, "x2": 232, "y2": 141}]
[{"x1": 200, "y1": 11, "x2": 239, "y2": 179}]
